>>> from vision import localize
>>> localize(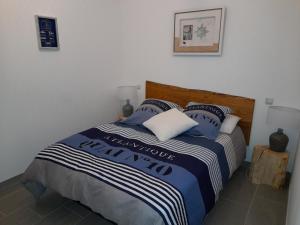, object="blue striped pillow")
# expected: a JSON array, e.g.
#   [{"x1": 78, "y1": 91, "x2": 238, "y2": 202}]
[
  {"x1": 184, "y1": 102, "x2": 232, "y2": 139},
  {"x1": 122, "y1": 98, "x2": 182, "y2": 125}
]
